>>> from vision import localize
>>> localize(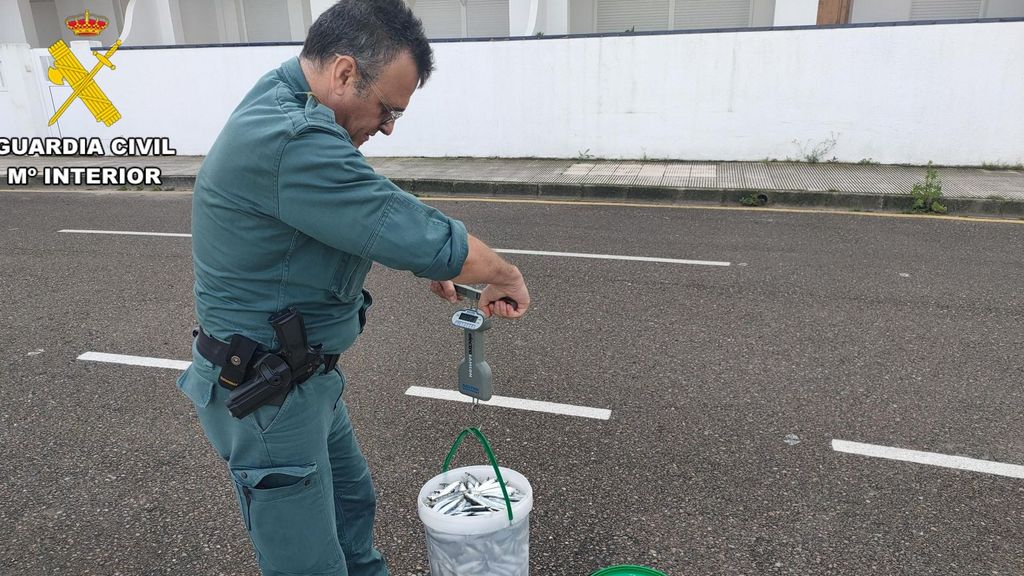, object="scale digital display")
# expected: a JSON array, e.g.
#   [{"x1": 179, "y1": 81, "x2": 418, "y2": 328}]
[{"x1": 452, "y1": 309, "x2": 487, "y2": 331}]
